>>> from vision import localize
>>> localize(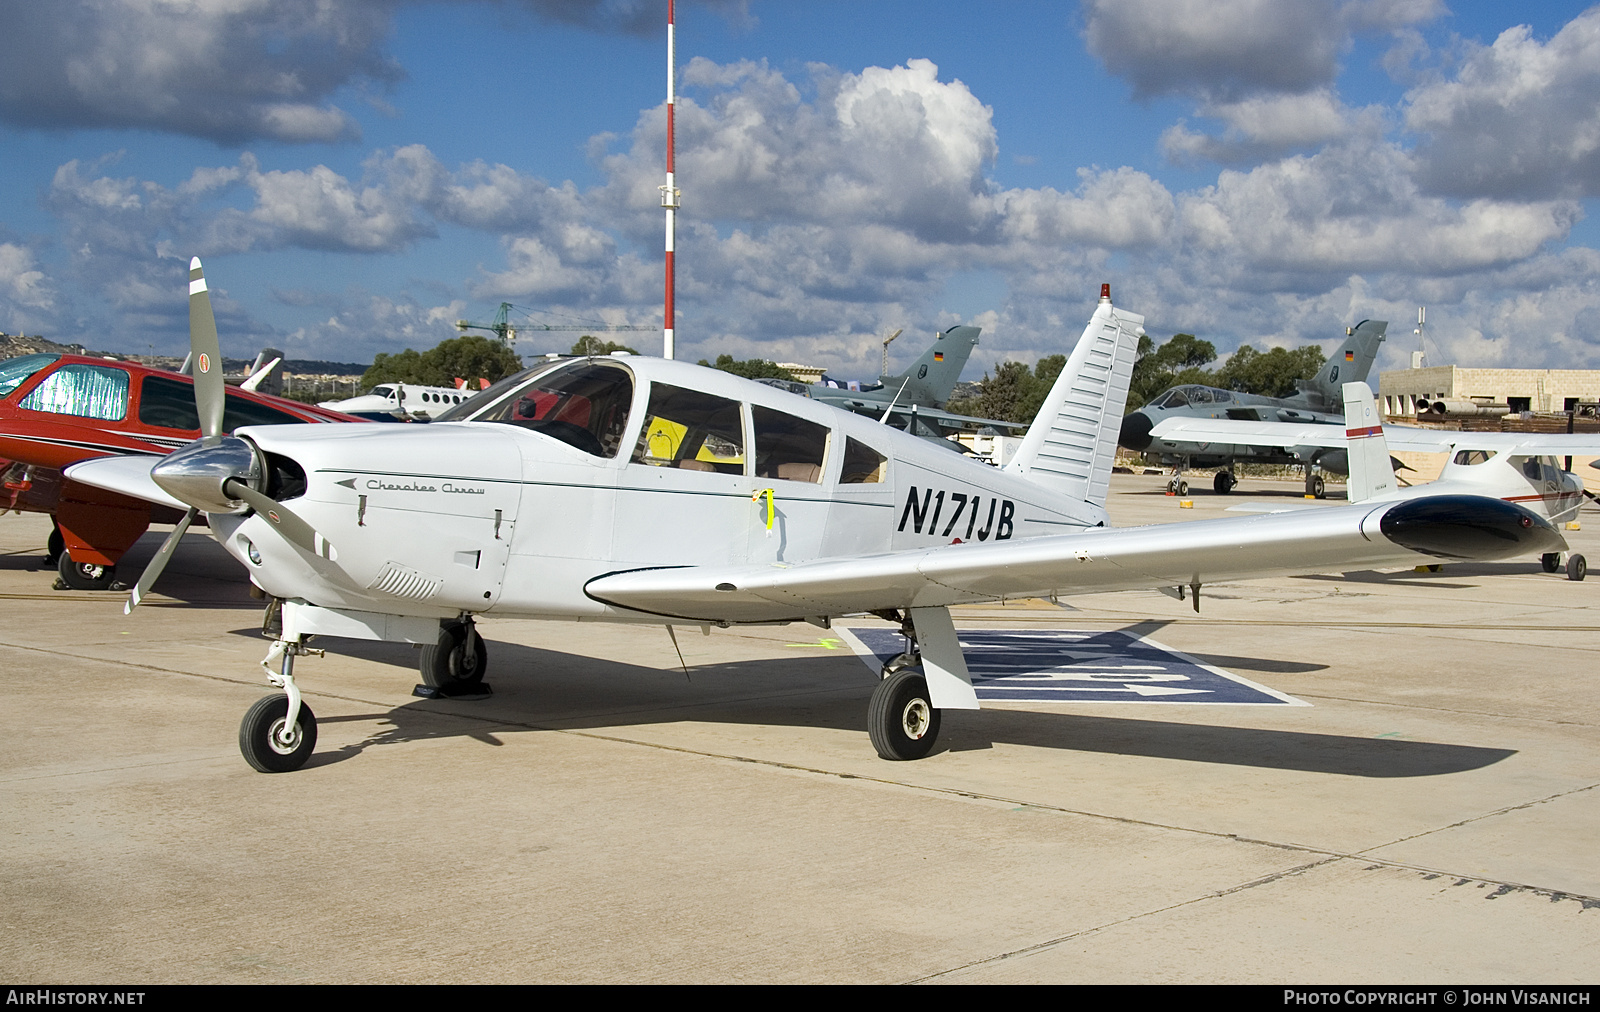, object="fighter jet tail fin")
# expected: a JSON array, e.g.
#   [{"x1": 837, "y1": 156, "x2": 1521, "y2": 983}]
[
  {"x1": 1307, "y1": 320, "x2": 1386, "y2": 399},
  {"x1": 1342, "y1": 381, "x2": 1396, "y2": 503},
  {"x1": 1005, "y1": 288, "x2": 1142, "y2": 509},
  {"x1": 882, "y1": 325, "x2": 980, "y2": 407}
]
